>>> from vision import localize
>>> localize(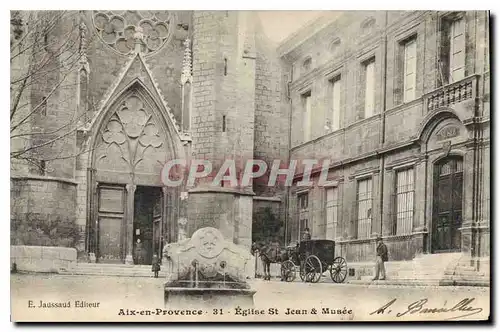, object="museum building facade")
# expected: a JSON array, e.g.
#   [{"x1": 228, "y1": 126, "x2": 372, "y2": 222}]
[{"x1": 280, "y1": 11, "x2": 490, "y2": 267}]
